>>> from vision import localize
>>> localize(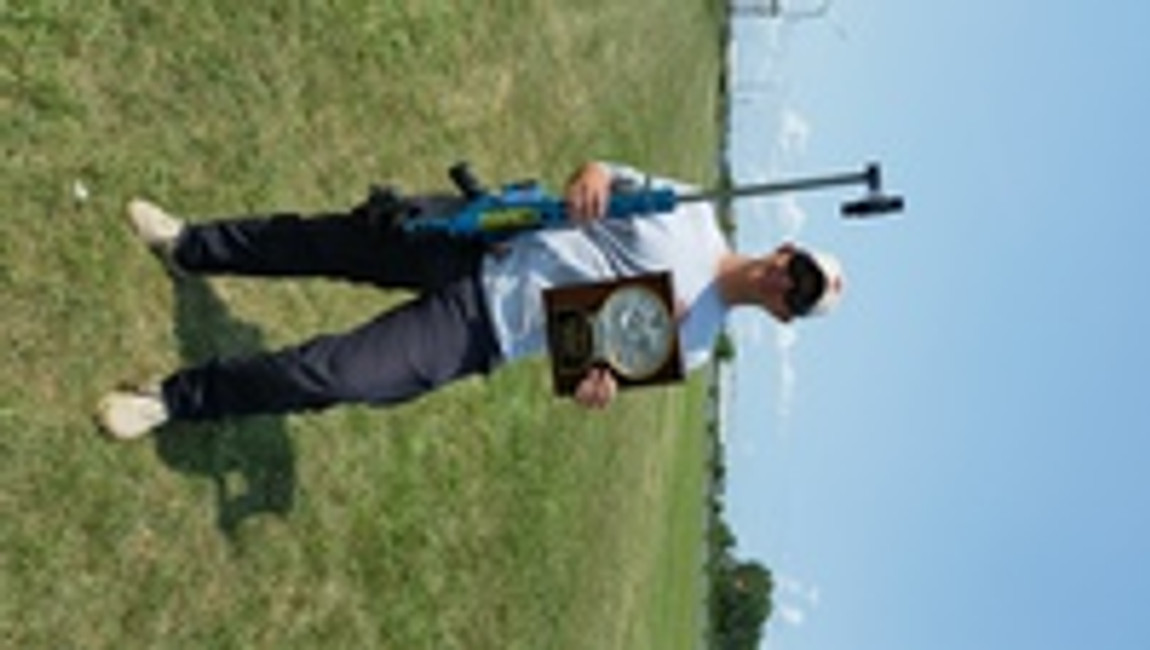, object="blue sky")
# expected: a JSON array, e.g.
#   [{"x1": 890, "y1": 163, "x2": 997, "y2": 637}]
[{"x1": 722, "y1": 2, "x2": 1150, "y2": 649}]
